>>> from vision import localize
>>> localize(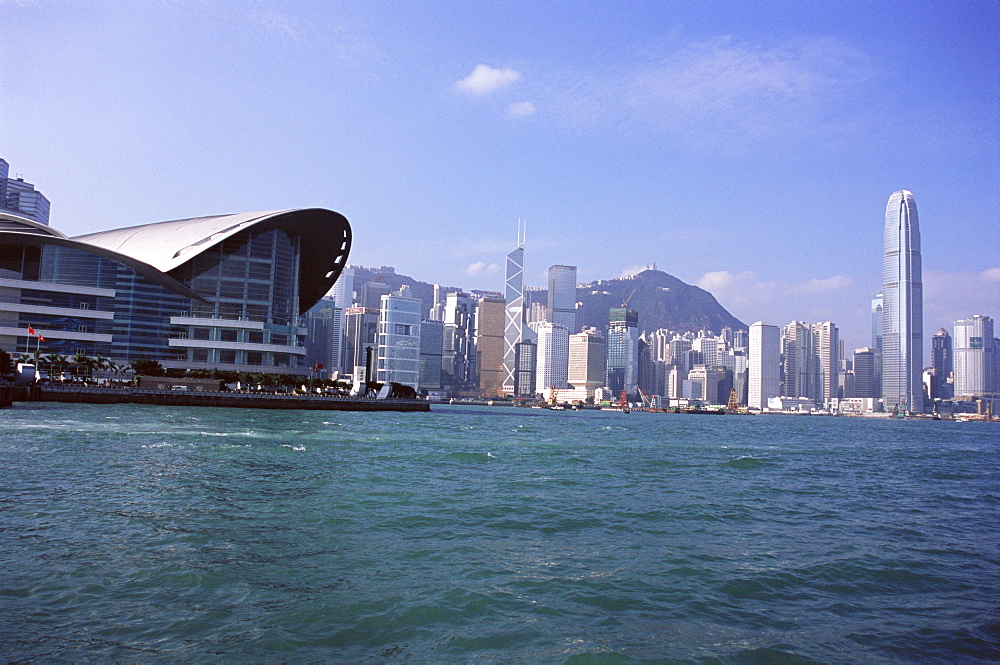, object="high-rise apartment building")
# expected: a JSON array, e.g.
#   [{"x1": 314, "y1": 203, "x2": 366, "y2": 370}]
[
  {"x1": 547, "y1": 264, "x2": 578, "y2": 333},
  {"x1": 781, "y1": 322, "x2": 813, "y2": 398},
  {"x1": 502, "y1": 223, "x2": 525, "y2": 395},
  {"x1": 881, "y1": 190, "x2": 923, "y2": 413},
  {"x1": 606, "y1": 307, "x2": 639, "y2": 397},
  {"x1": 953, "y1": 315, "x2": 995, "y2": 399},
  {"x1": 376, "y1": 290, "x2": 422, "y2": 389},
  {"x1": 931, "y1": 328, "x2": 953, "y2": 400},
  {"x1": 748, "y1": 322, "x2": 780, "y2": 409},
  {"x1": 475, "y1": 295, "x2": 506, "y2": 396}
]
